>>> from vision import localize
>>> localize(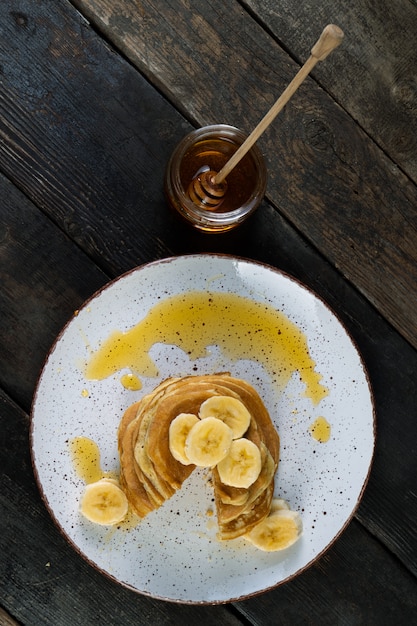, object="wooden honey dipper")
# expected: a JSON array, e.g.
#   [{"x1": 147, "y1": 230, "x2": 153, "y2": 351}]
[{"x1": 188, "y1": 24, "x2": 344, "y2": 210}]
